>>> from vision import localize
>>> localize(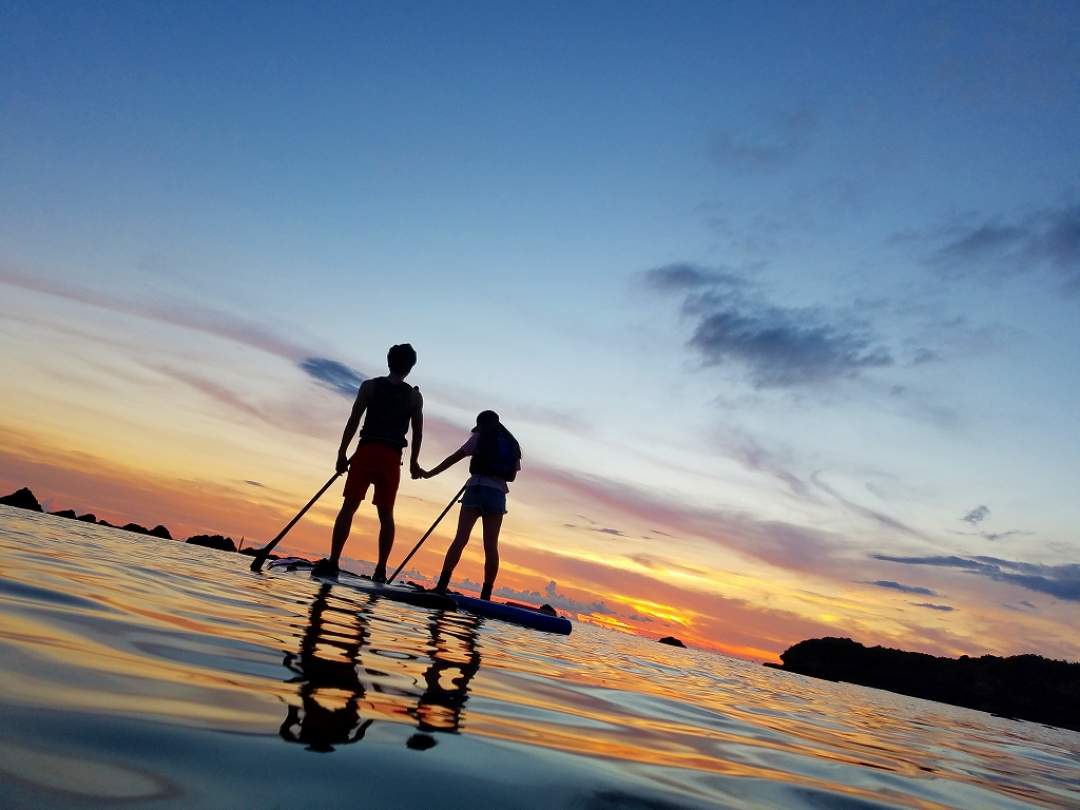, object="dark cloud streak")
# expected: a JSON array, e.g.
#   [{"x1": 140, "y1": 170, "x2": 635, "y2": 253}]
[
  {"x1": 961, "y1": 505, "x2": 990, "y2": 526},
  {"x1": 873, "y1": 553, "x2": 1080, "y2": 601},
  {"x1": 867, "y1": 580, "x2": 937, "y2": 596},
  {"x1": 299, "y1": 357, "x2": 366, "y2": 398},
  {"x1": 927, "y1": 204, "x2": 1080, "y2": 294},
  {"x1": 644, "y1": 263, "x2": 893, "y2": 388}
]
